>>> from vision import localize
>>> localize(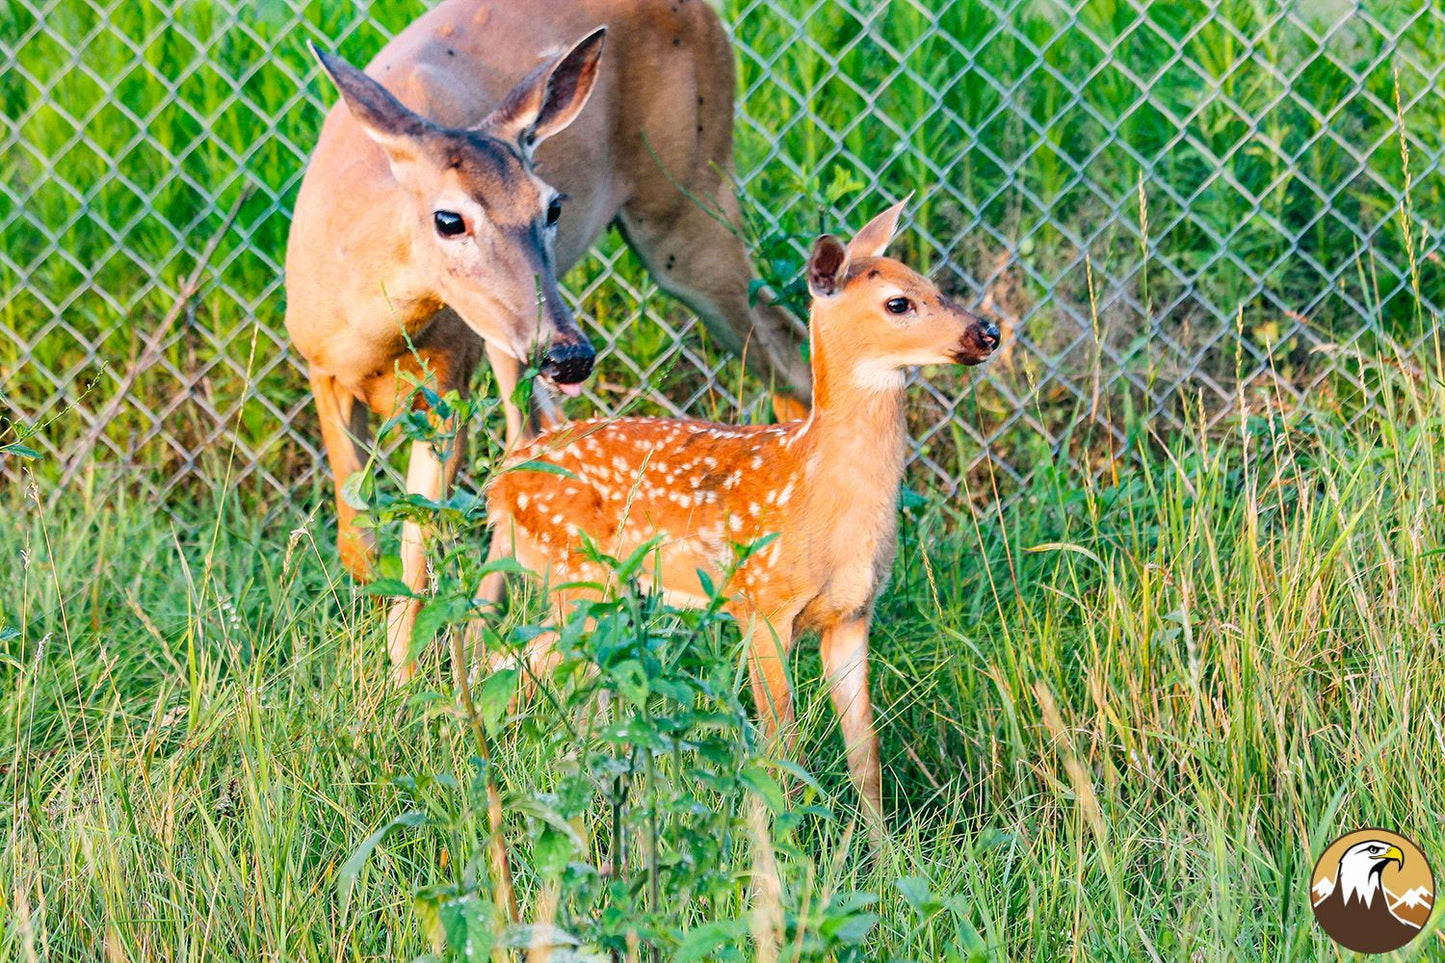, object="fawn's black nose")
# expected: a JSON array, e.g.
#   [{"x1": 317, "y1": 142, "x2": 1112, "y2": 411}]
[
  {"x1": 541, "y1": 338, "x2": 595, "y2": 385},
  {"x1": 953, "y1": 315, "x2": 1000, "y2": 365},
  {"x1": 979, "y1": 320, "x2": 1000, "y2": 350}
]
